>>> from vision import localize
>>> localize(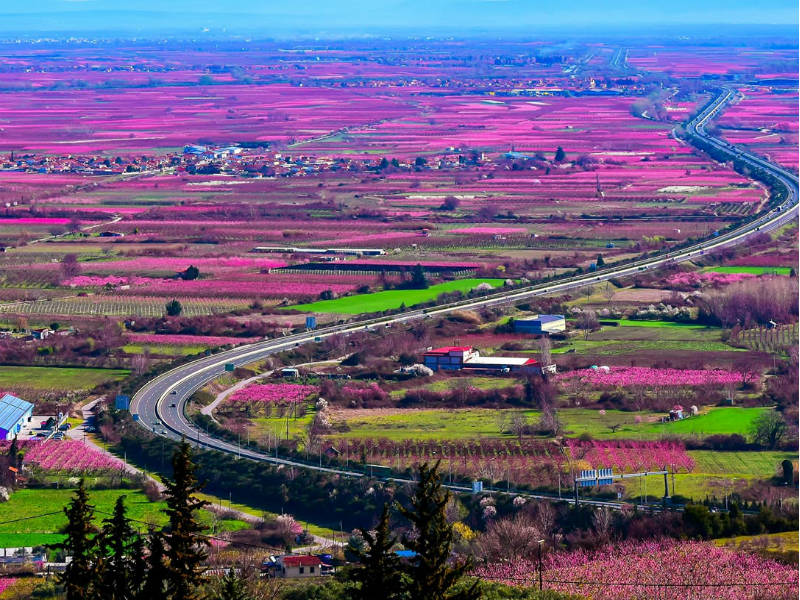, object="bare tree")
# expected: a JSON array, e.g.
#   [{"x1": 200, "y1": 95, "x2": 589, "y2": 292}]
[
  {"x1": 60, "y1": 253, "x2": 81, "y2": 279},
  {"x1": 509, "y1": 413, "x2": 530, "y2": 440},
  {"x1": 592, "y1": 507, "x2": 613, "y2": 542},
  {"x1": 602, "y1": 282, "x2": 616, "y2": 303},
  {"x1": 476, "y1": 513, "x2": 543, "y2": 561},
  {"x1": 576, "y1": 309, "x2": 599, "y2": 340},
  {"x1": 536, "y1": 336, "x2": 552, "y2": 367}
]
